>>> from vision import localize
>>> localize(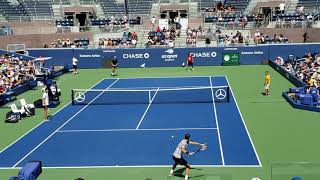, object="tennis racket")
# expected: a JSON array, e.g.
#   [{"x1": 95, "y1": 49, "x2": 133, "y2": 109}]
[{"x1": 194, "y1": 144, "x2": 207, "y2": 154}]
